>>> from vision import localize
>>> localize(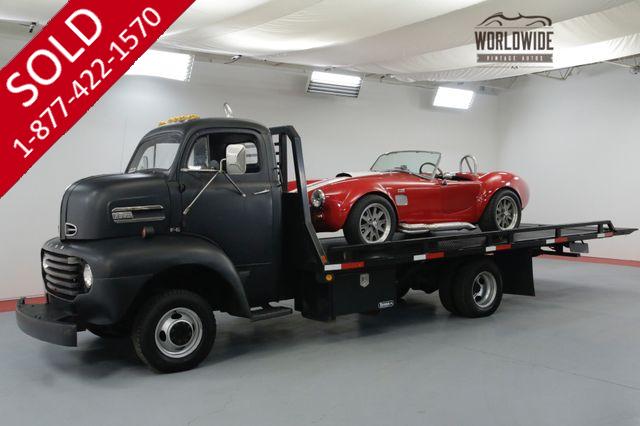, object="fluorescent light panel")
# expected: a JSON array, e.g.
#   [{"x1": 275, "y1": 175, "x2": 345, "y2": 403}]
[
  {"x1": 307, "y1": 71, "x2": 362, "y2": 97},
  {"x1": 433, "y1": 86, "x2": 474, "y2": 110},
  {"x1": 126, "y1": 49, "x2": 194, "y2": 82}
]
